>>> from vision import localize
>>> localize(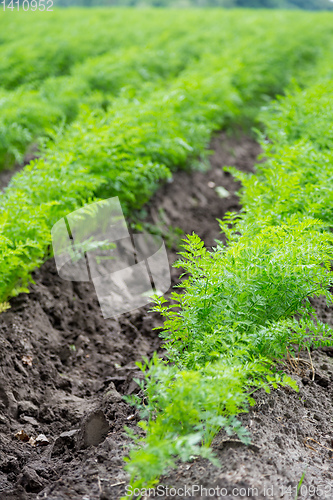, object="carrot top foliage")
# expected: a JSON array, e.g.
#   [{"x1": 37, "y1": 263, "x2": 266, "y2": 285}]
[
  {"x1": 1, "y1": 9, "x2": 333, "y2": 492},
  {"x1": 1, "y1": 10, "x2": 333, "y2": 302},
  {"x1": 123, "y1": 46, "x2": 333, "y2": 494}
]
